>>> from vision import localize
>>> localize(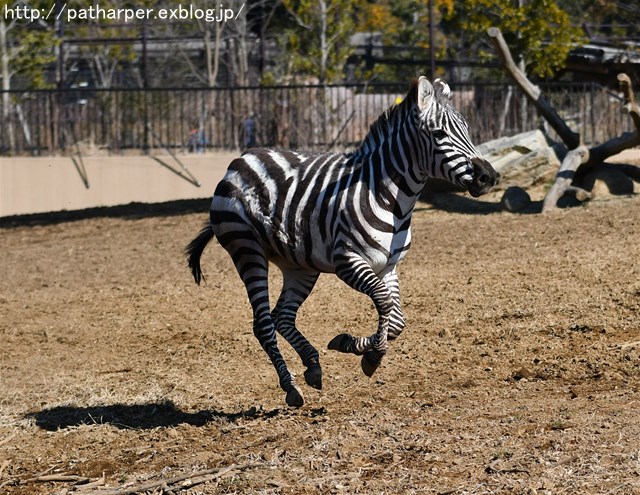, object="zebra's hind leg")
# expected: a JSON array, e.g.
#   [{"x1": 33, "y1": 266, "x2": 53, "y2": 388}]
[
  {"x1": 272, "y1": 268, "x2": 323, "y2": 390},
  {"x1": 328, "y1": 253, "x2": 393, "y2": 377},
  {"x1": 222, "y1": 237, "x2": 303, "y2": 407}
]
